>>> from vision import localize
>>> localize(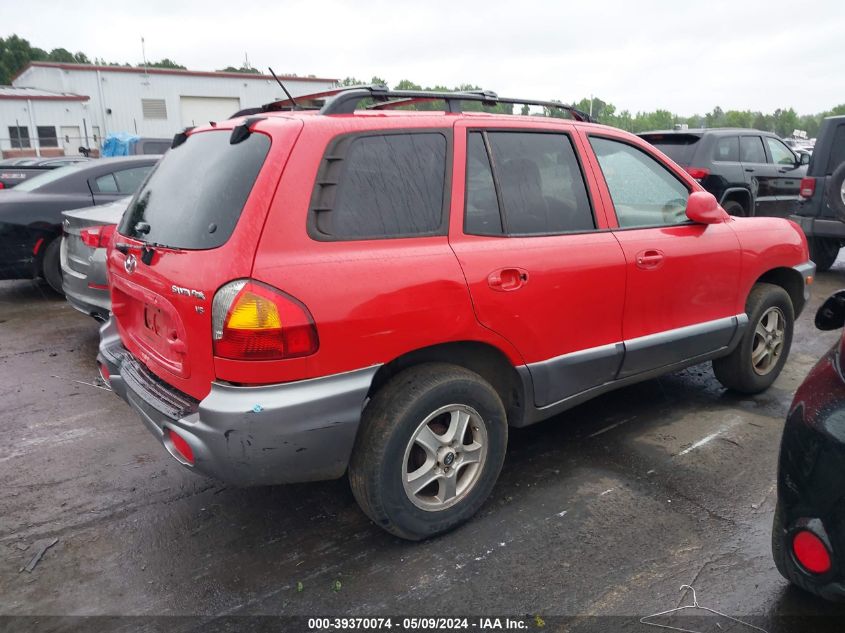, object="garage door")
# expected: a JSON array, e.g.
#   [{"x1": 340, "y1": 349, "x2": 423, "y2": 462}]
[{"x1": 180, "y1": 96, "x2": 241, "y2": 127}]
